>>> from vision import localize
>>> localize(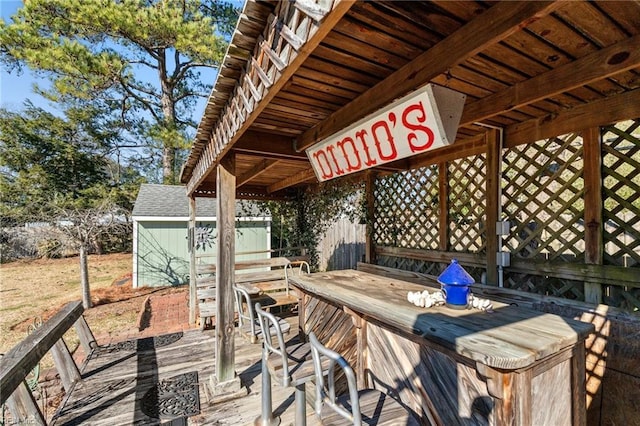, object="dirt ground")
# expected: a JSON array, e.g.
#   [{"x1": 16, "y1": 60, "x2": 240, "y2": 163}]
[{"x1": 0, "y1": 252, "x2": 187, "y2": 354}]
